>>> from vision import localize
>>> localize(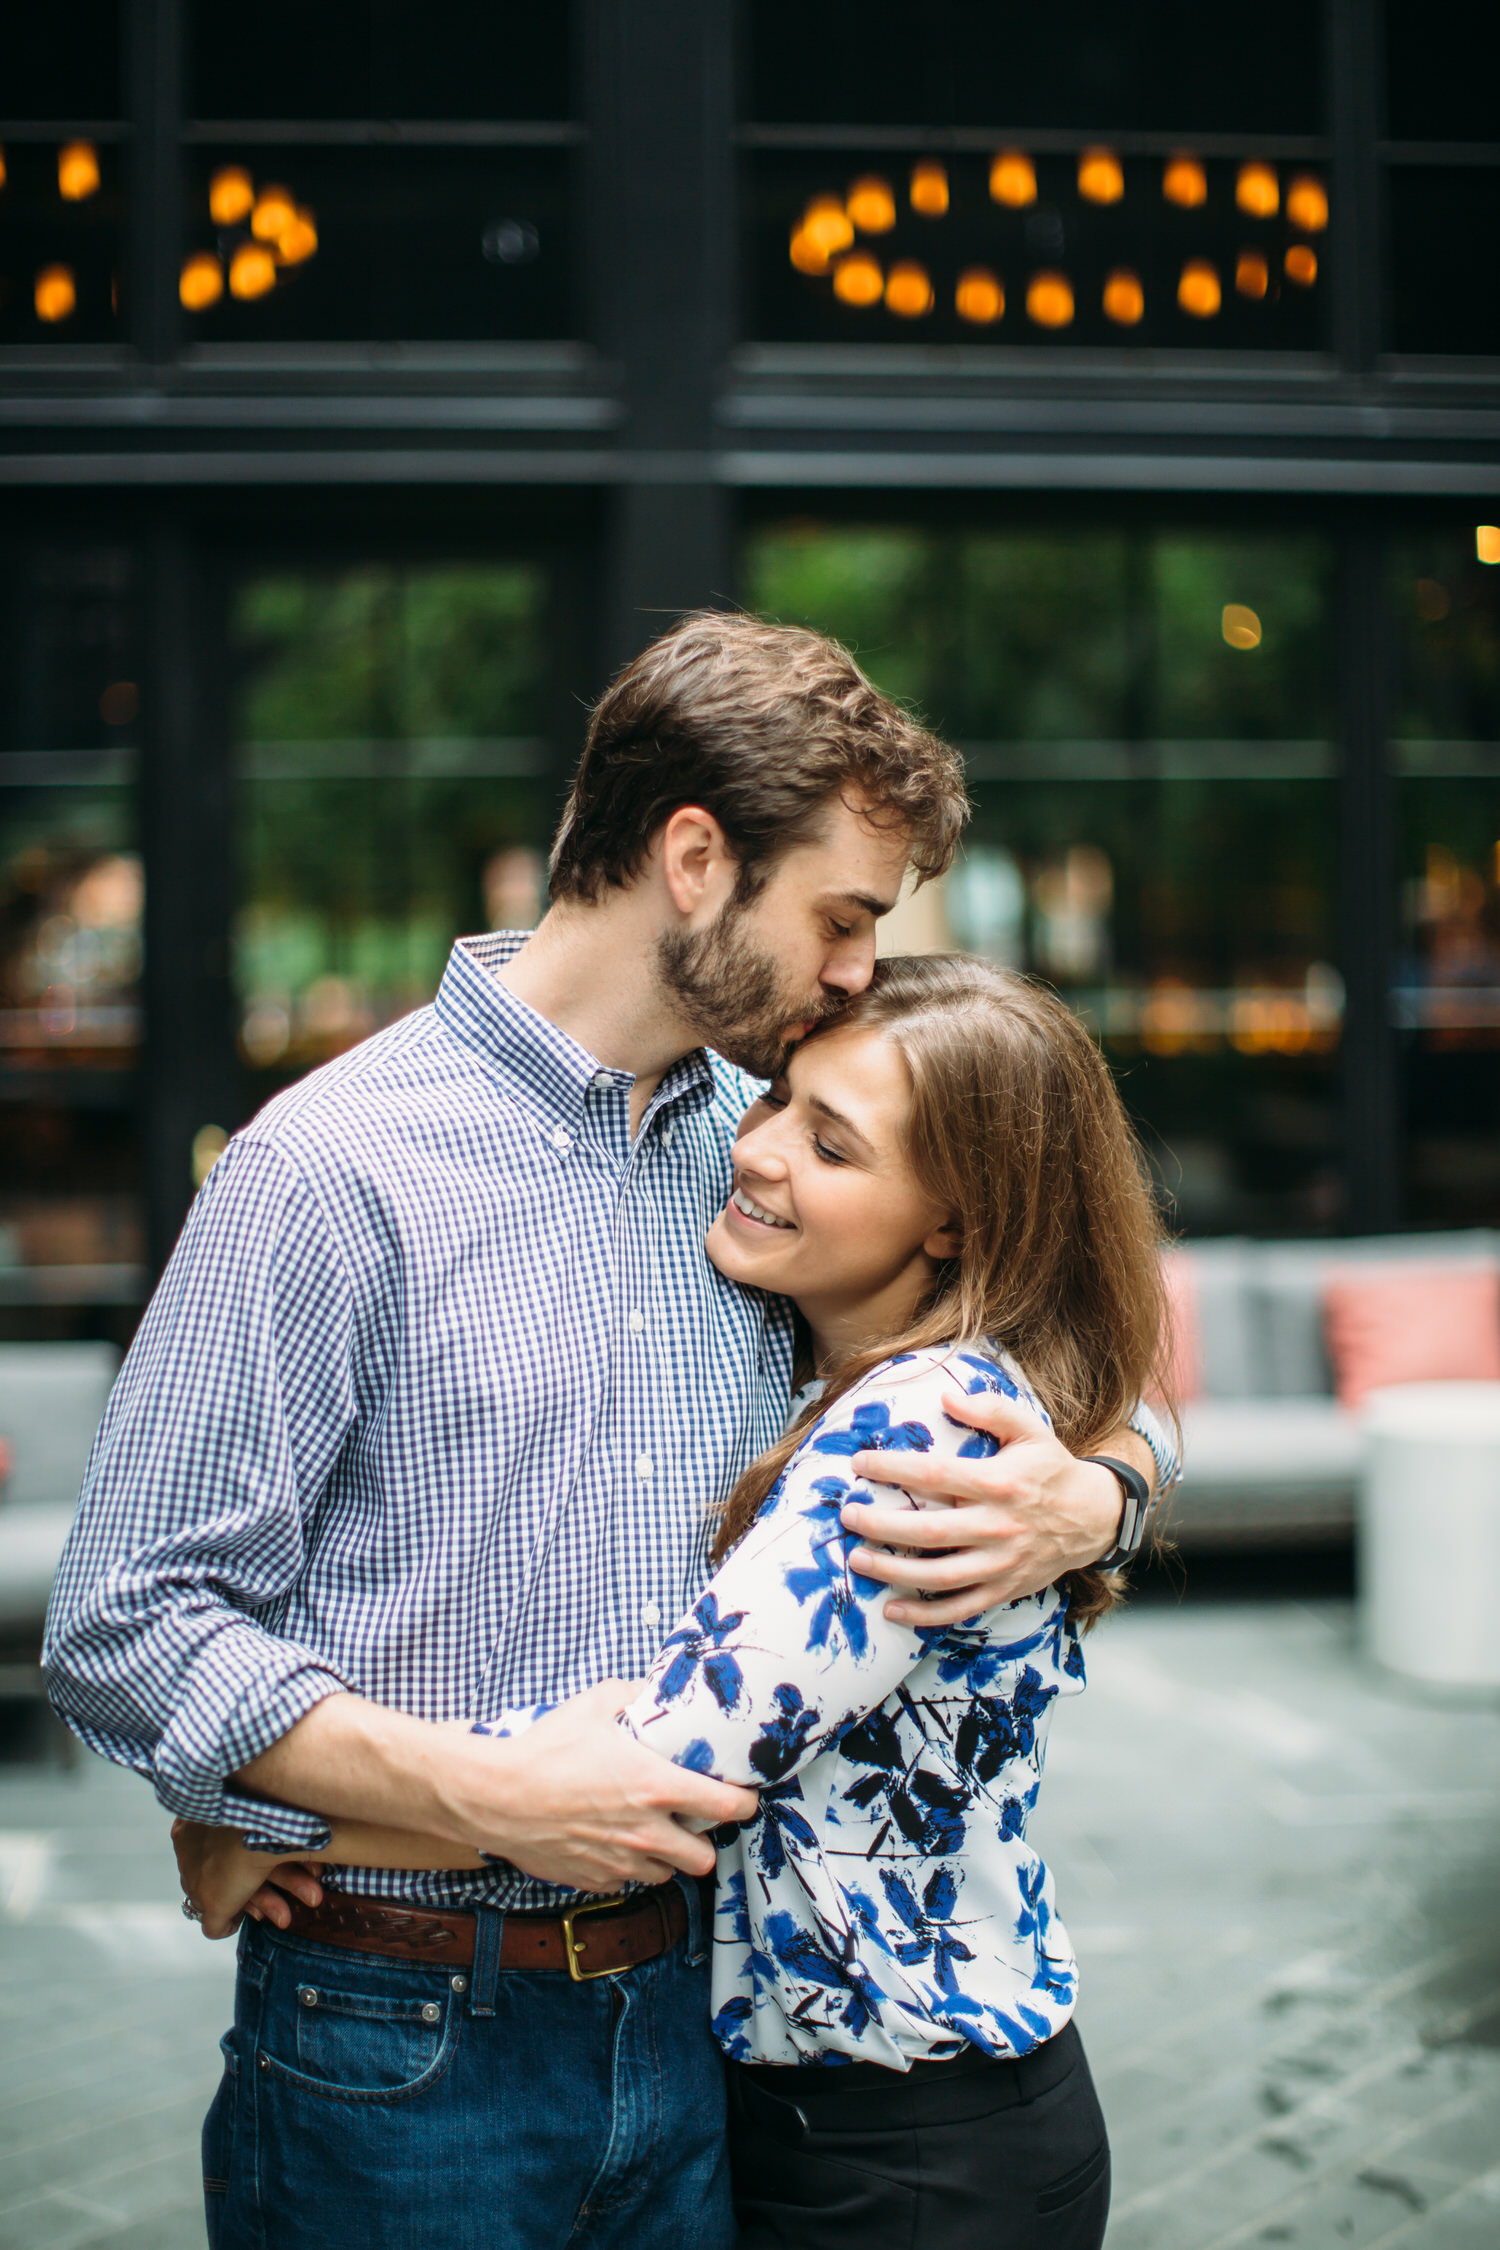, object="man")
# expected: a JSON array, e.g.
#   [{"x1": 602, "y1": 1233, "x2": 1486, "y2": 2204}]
[{"x1": 45, "y1": 614, "x2": 1170, "y2": 2250}]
